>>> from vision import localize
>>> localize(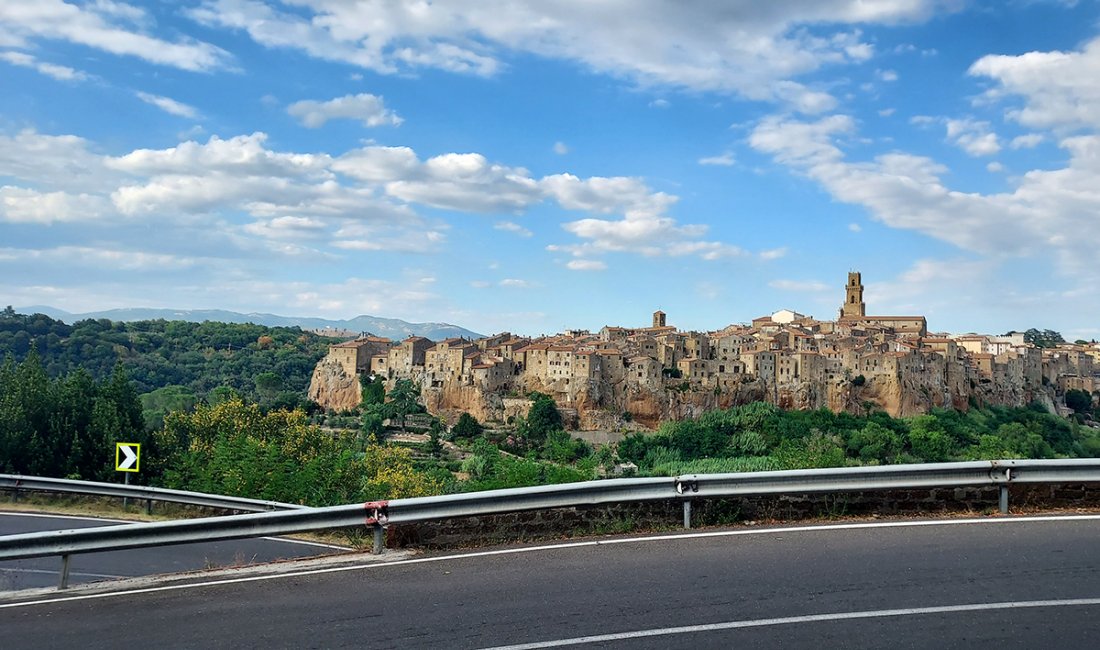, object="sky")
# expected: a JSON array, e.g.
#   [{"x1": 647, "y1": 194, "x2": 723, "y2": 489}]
[{"x1": 1, "y1": 1, "x2": 1099, "y2": 340}]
